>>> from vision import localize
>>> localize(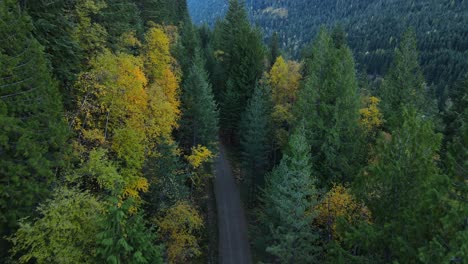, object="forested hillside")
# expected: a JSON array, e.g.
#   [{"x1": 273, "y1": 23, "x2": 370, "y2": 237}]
[
  {"x1": 188, "y1": 0, "x2": 468, "y2": 104},
  {"x1": 1, "y1": 0, "x2": 218, "y2": 263},
  {"x1": 1, "y1": 0, "x2": 467, "y2": 263}
]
